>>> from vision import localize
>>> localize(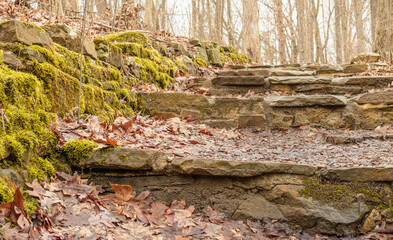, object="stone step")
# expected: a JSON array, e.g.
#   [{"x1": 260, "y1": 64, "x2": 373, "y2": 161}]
[
  {"x1": 217, "y1": 69, "x2": 270, "y2": 77},
  {"x1": 197, "y1": 75, "x2": 393, "y2": 96},
  {"x1": 81, "y1": 147, "x2": 393, "y2": 236},
  {"x1": 139, "y1": 91, "x2": 393, "y2": 130},
  {"x1": 264, "y1": 95, "x2": 347, "y2": 107},
  {"x1": 212, "y1": 76, "x2": 266, "y2": 86}
]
